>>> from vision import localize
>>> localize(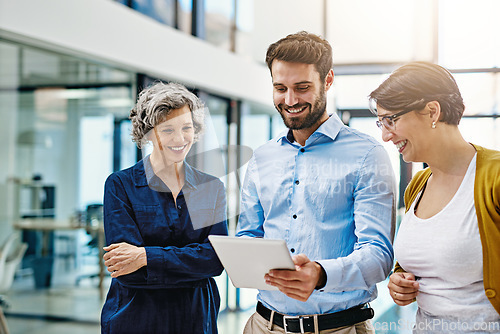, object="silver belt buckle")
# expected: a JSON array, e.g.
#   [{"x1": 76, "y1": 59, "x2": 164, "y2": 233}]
[{"x1": 283, "y1": 315, "x2": 307, "y2": 334}]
